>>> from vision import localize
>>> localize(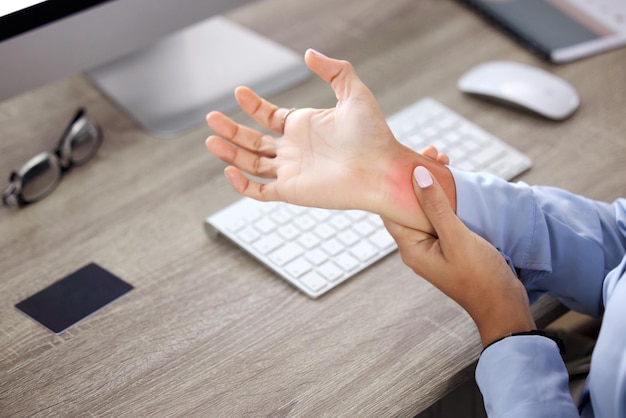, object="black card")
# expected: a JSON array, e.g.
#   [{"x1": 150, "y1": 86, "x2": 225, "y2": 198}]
[{"x1": 15, "y1": 263, "x2": 133, "y2": 334}]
